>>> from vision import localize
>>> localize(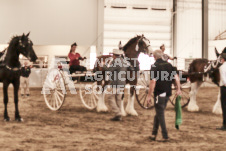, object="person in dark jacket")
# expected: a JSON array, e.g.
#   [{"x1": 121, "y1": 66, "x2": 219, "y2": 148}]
[
  {"x1": 20, "y1": 61, "x2": 31, "y2": 97},
  {"x1": 146, "y1": 50, "x2": 181, "y2": 141}
]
